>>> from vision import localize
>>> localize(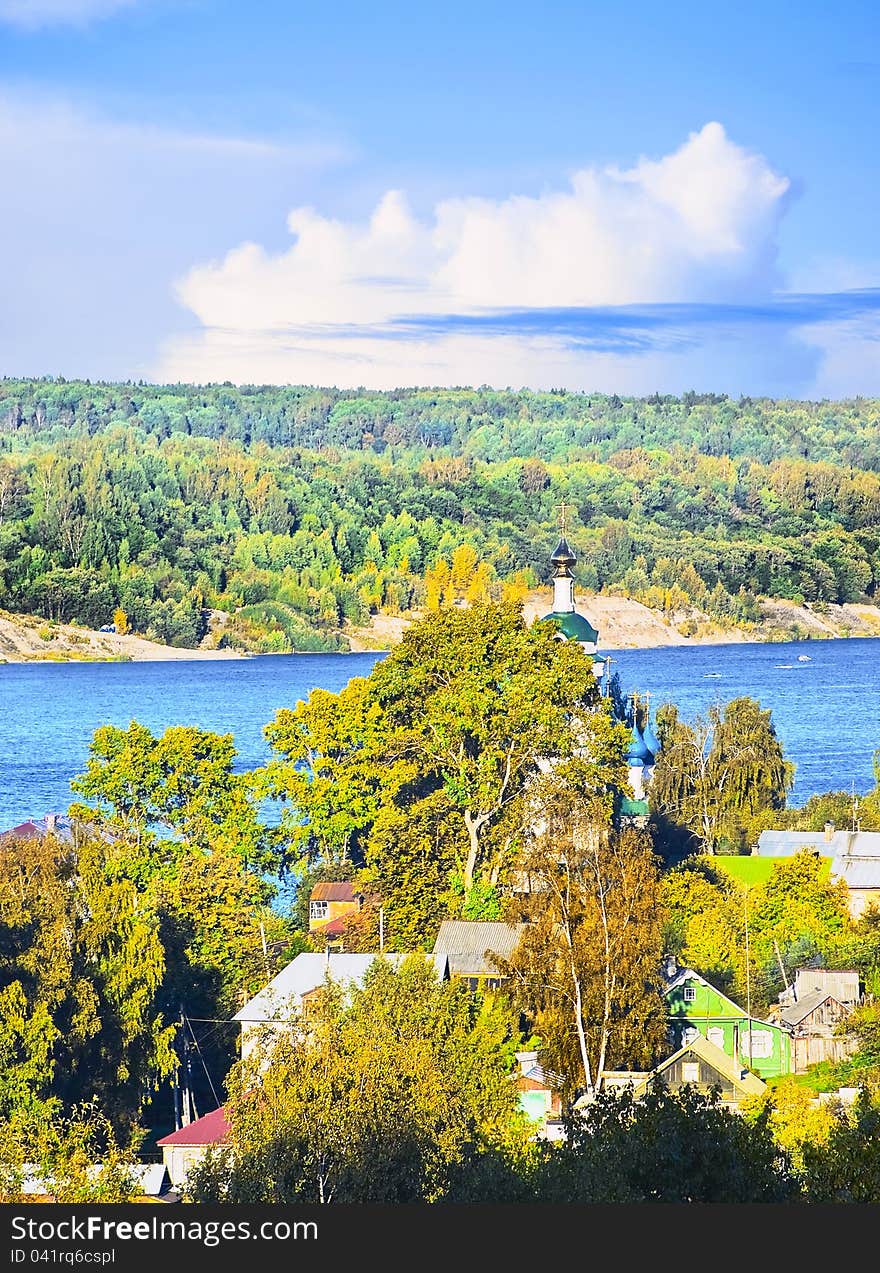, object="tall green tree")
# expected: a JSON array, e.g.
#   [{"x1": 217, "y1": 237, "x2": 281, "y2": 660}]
[
  {"x1": 652, "y1": 697, "x2": 793, "y2": 854},
  {"x1": 265, "y1": 602, "x2": 615, "y2": 924},
  {"x1": 188, "y1": 955, "x2": 528, "y2": 1203},
  {"x1": 71, "y1": 720, "x2": 275, "y2": 873},
  {"x1": 0, "y1": 833, "x2": 176, "y2": 1132}
]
